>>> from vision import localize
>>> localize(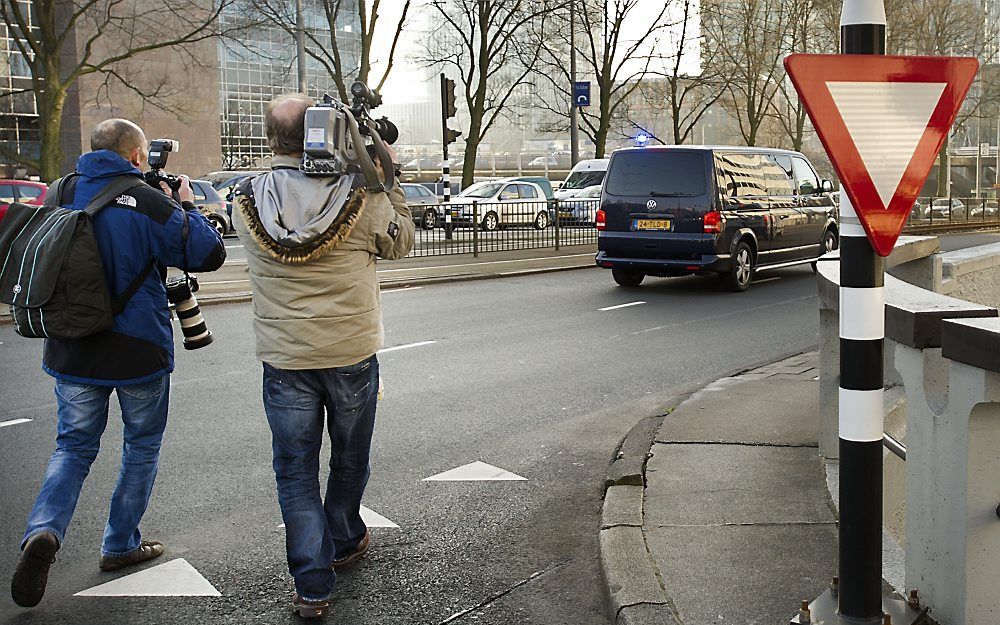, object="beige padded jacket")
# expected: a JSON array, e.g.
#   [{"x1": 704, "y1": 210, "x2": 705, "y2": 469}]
[{"x1": 234, "y1": 162, "x2": 414, "y2": 370}]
